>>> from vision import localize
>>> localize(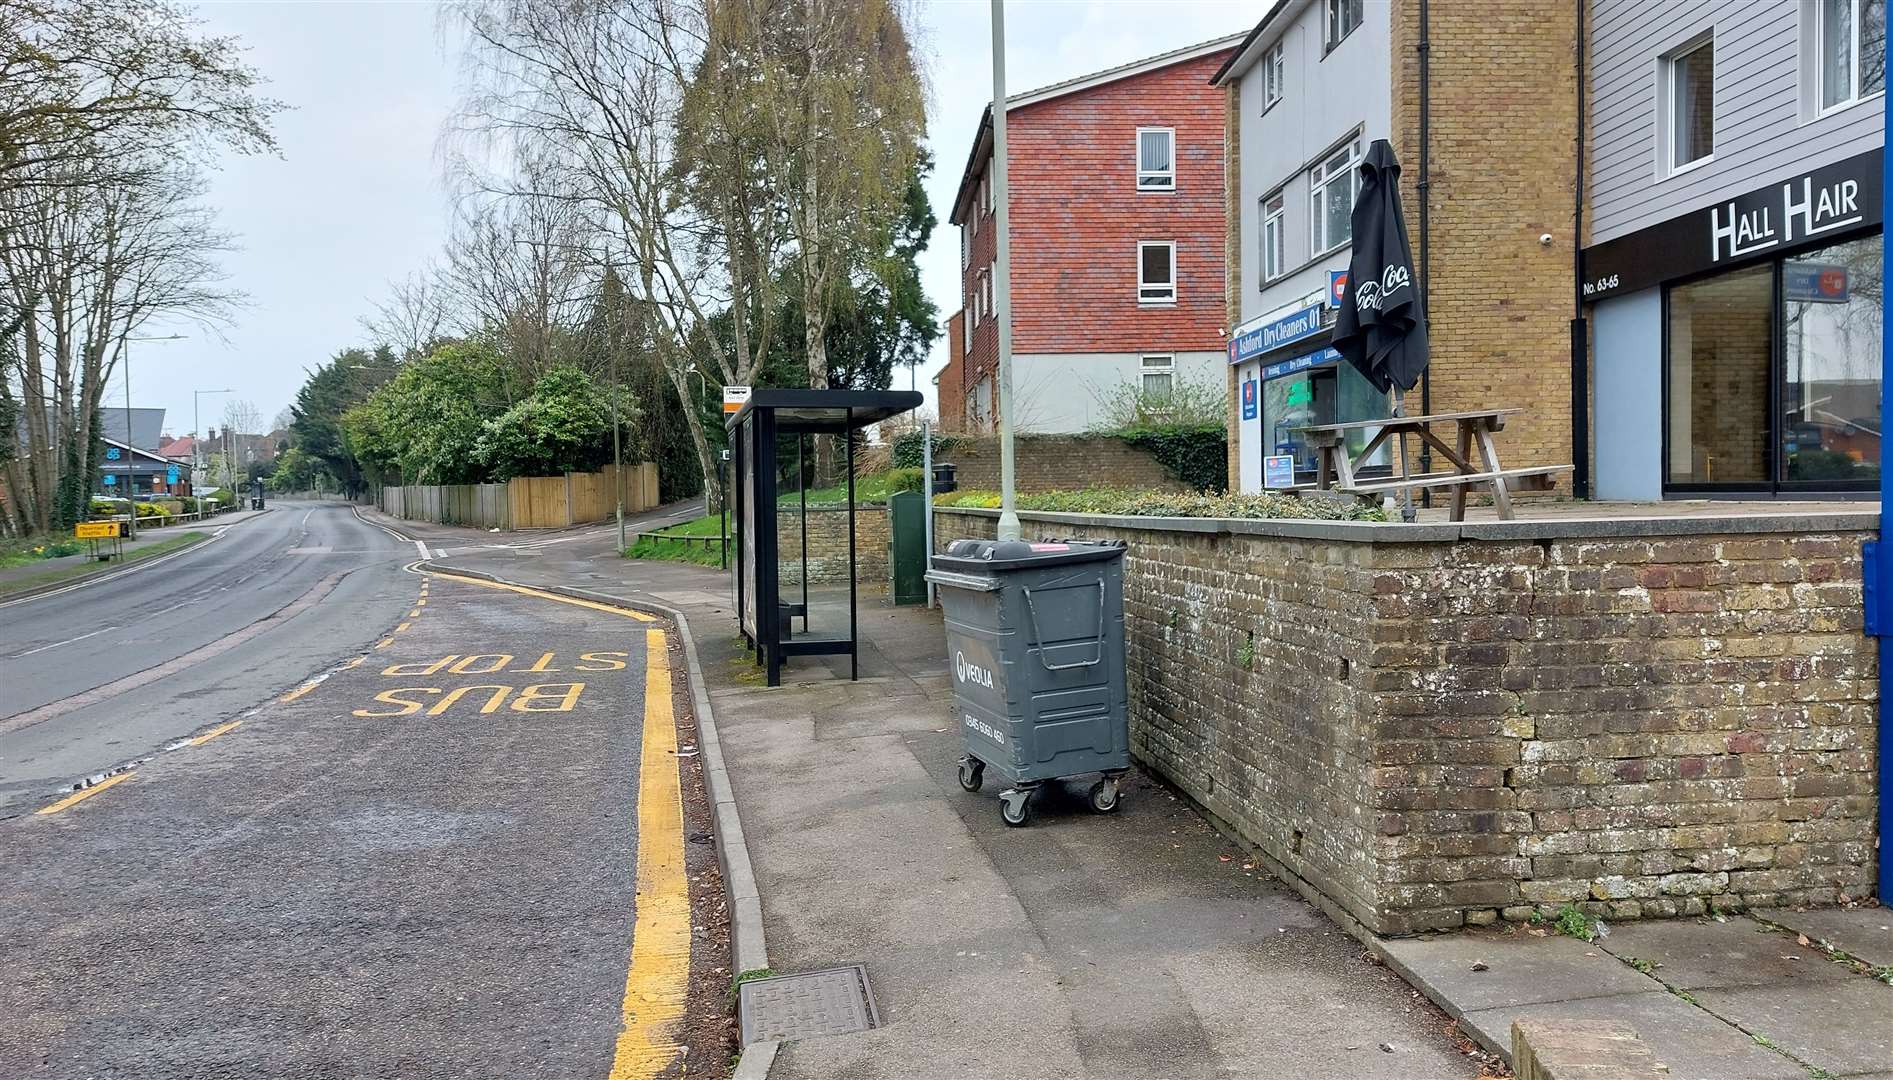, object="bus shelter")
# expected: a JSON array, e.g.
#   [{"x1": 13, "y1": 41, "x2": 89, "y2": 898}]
[{"x1": 728, "y1": 388, "x2": 922, "y2": 686}]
